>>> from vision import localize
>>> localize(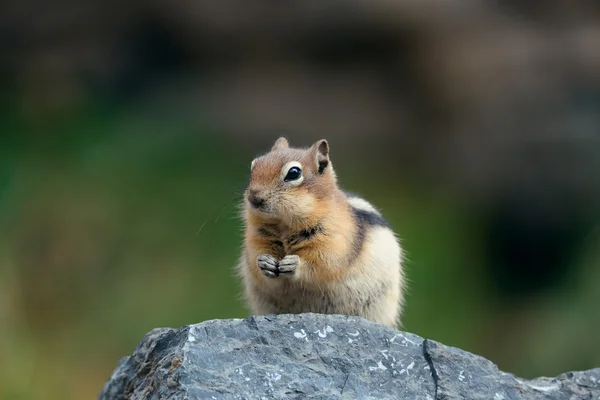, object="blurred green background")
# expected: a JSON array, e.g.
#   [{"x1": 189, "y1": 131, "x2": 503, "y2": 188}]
[{"x1": 1, "y1": 1, "x2": 600, "y2": 399}]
